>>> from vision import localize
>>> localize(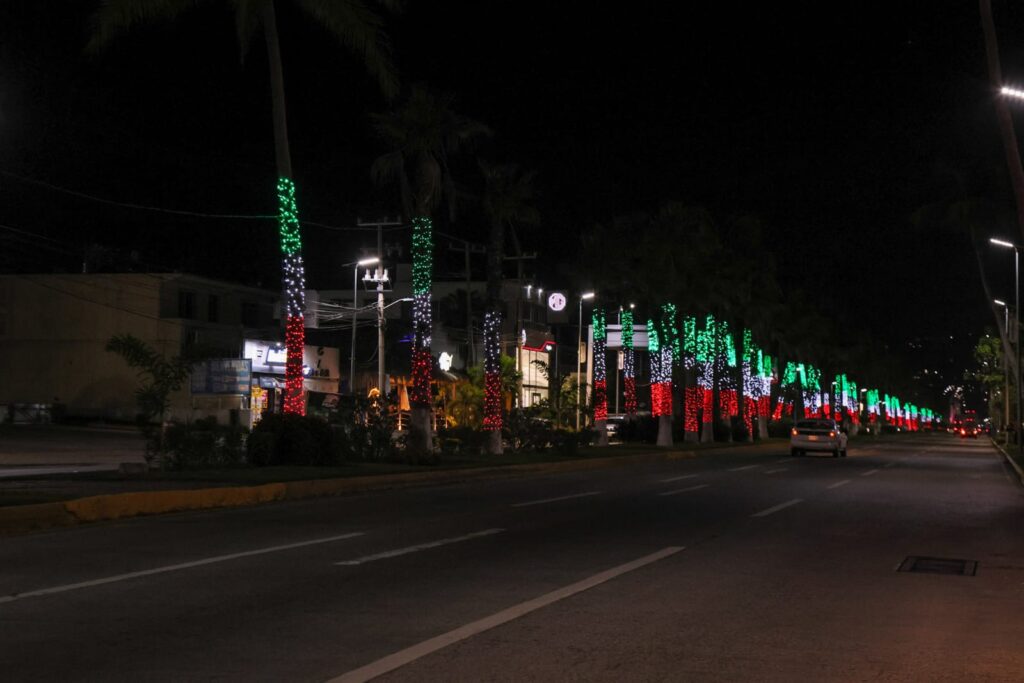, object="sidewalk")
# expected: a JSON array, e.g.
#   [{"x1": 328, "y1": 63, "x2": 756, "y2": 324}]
[{"x1": 0, "y1": 439, "x2": 786, "y2": 536}]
